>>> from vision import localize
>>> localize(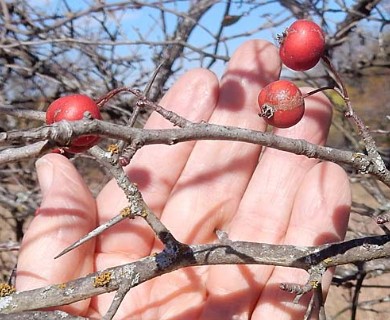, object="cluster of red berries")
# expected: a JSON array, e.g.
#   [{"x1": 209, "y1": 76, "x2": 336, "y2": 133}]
[
  {"x1": 45, "y1": 19, "x2": 325, "y2": 153},
  {"x1": 258, "y1": 19, "x2": 326, "y2": 128}
]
